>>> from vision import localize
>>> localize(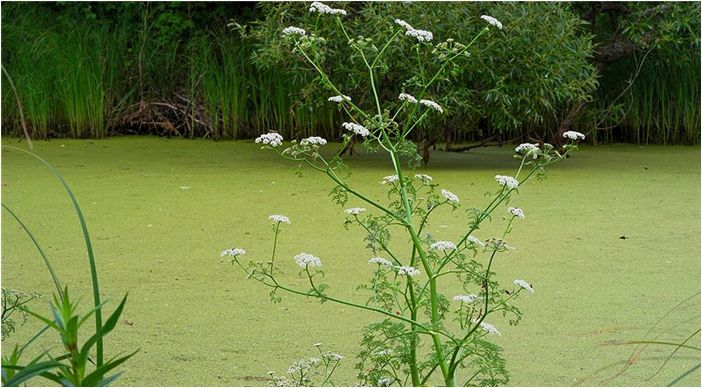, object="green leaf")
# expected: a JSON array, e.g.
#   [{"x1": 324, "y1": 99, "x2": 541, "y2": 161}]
[
  {"x1": 2, "y1": 359, "x2": 64, "y2": 387},
  {"x1": 79, "y1": 295, "x2": 128, "y2": 363},
  {"x1": 80, "y1": 350, "x2": 138, "y2": 386}
]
